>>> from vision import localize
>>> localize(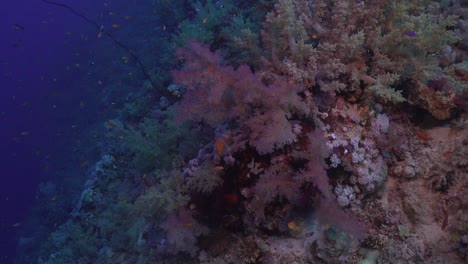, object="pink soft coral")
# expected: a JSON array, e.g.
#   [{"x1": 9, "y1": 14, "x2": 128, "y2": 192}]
[
  {"x1": 173, "y1": 40, "x2": 309, "y2": 154},
  {"x1": 160, "y1": 207, "x2": 209, "y2": 256}
]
